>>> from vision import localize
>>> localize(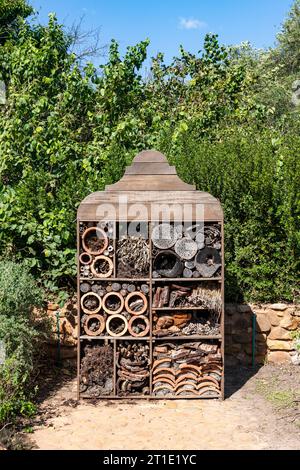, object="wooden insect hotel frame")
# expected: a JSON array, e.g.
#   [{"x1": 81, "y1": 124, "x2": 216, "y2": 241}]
[{"x1": 77, "y1": 150, "x2": 224, "y2": 400}]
